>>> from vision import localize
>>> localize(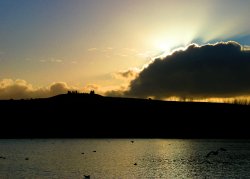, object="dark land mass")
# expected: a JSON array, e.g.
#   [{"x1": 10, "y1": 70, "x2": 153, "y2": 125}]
[{"x1": 0, "y1": 93, "x2": 250, "y2": 138}]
